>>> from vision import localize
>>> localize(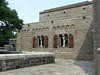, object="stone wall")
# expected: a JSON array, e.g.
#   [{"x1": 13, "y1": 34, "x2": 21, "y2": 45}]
[
  {"x1": 16, "y1": 1, "x2": 94, "y2": 60},
  {"x1": 0, "y1": 52, "x2": 55, "y2": 72},
  {"x1": 39, "y1": 1, "x2": 93, "y2": 22}
]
